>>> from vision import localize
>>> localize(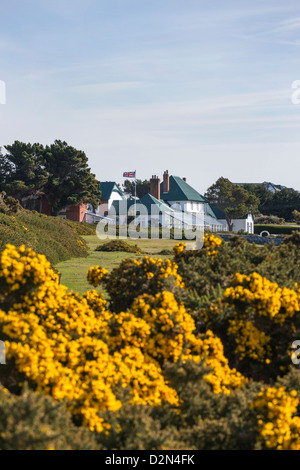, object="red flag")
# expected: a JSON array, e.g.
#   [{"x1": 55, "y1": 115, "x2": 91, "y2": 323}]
[{"x1": 123, "y1": 171, "x2": 136, "y2": 178}]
